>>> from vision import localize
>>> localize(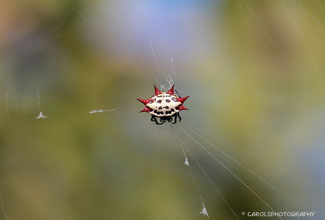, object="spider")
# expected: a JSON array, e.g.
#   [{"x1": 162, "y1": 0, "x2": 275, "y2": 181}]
[{"x1": 137, "y1": 85, "x2": 189, "y2": 125}]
